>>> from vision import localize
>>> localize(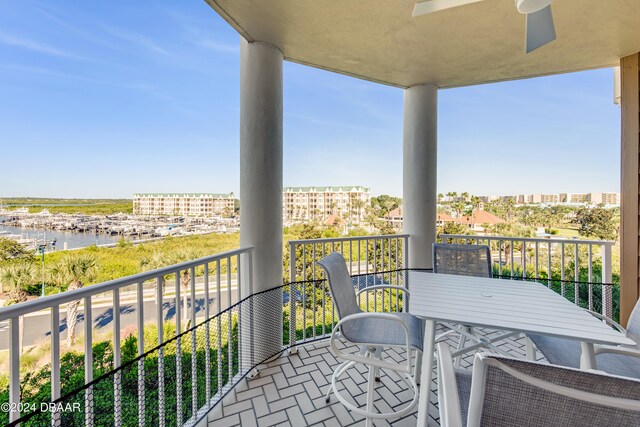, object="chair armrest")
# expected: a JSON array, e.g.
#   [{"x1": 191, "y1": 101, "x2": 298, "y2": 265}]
[
  {"x1": 330, "y1": 312, "x2": 413, "y2": 374},
  {"x1": 586, "y1": 310, "x2": 627, "y2": 335},
  {"x1": 436, "y1": 343, "x2": 464, "y2": 427},
  {"x1": 356, "y1": 285, "x2": 410, "y2": 311},
  {"x1": 594, "y1": 345, "x2": 640, "y2": 358}
]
